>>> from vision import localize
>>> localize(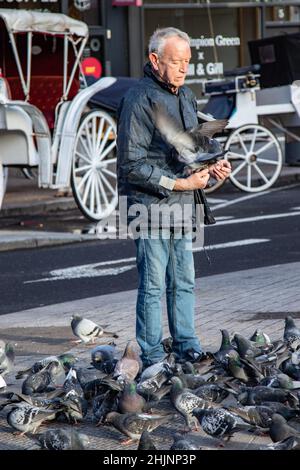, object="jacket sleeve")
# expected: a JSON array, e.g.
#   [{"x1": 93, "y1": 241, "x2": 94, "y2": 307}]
[{"x1": 117, "y1": 97, "x2": 177, "y2": 198}]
